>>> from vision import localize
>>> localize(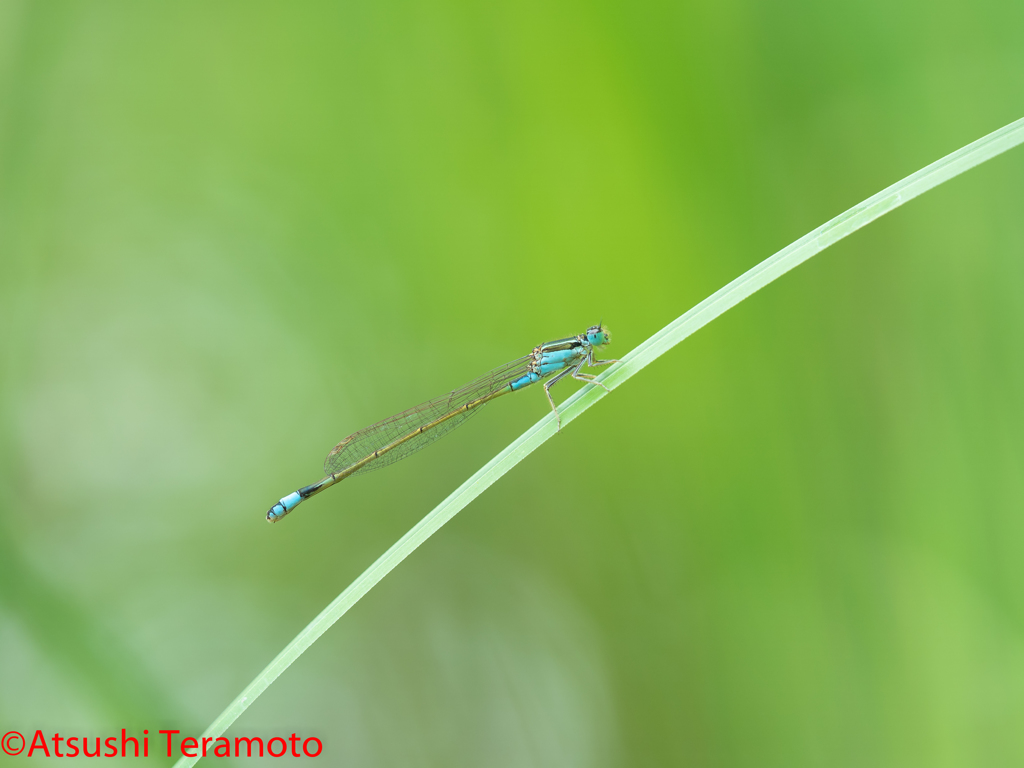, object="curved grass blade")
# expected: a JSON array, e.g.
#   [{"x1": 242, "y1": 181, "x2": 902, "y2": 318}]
[{"x1": 174, "y1": 116, "x2": 1024, "y2": 767}]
